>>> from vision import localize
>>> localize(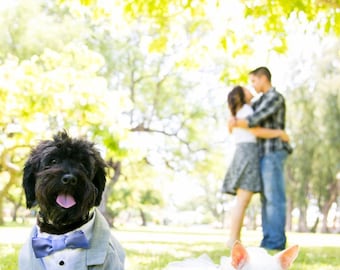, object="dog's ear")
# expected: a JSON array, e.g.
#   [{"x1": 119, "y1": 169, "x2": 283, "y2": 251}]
[
  {"x1": 92, "y1": 157, "x2": 107, "y2": 206},
  {"x1": 276, "y1": 245, "x2": 299, "y2": 269},
  {"x1": 23, "y1": 156, "x2": 38, "y2": 209},
  {"x1": 231, "y1": 241, "x2": 249, "y2": 269}
]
